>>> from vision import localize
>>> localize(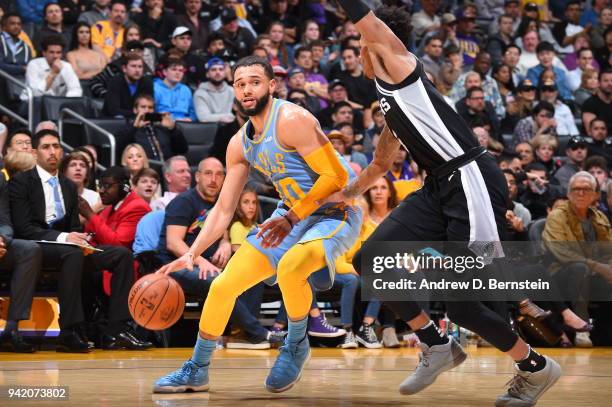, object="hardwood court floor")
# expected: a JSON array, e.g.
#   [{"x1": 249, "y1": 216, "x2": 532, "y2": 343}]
[{"x1": 1, "y1": 347, "x2": 611, "y2": 406}]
